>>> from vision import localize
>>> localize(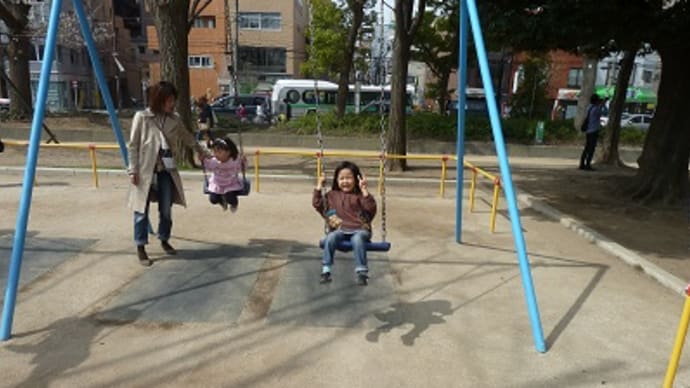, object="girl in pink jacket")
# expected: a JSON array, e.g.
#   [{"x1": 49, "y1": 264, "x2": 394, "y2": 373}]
[{"x1": 203, "y1": 137, "x2": 246, "y2": 212}]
